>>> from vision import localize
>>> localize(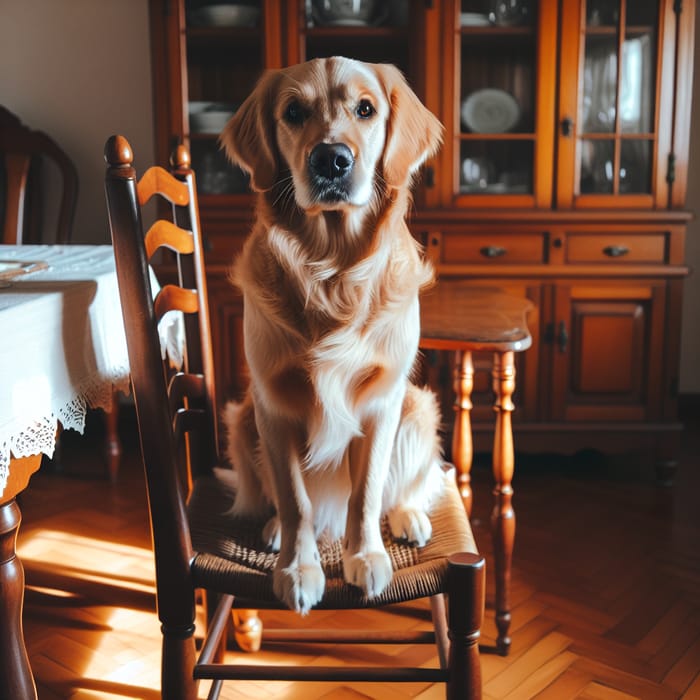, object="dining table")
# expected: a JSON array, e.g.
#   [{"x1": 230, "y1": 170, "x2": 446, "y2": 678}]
[{"x1": 0, "y1": 244, "x2": 182, "y2": 699}]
